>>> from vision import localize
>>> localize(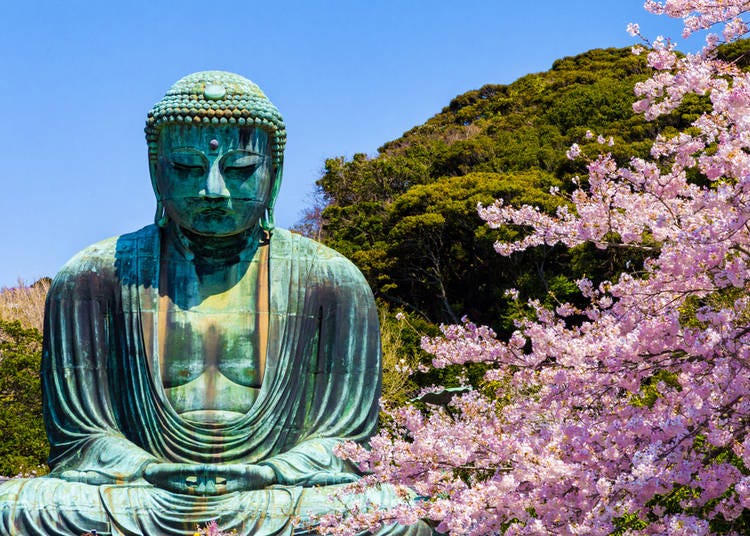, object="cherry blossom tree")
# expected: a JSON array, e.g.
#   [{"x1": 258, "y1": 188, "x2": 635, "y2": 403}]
[{"x1": 317, "y1": 2, "x2": 750, "y2": 535}]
